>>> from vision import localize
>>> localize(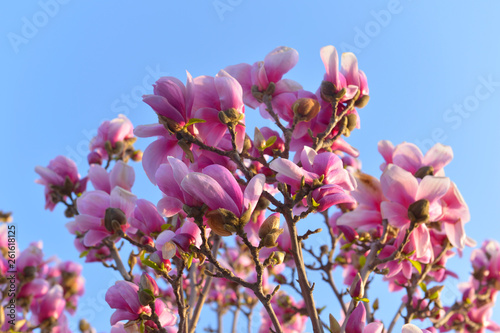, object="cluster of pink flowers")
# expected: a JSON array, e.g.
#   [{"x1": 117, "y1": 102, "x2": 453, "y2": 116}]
[
  {"x1": 0, "y1": 224, "x2": 84, "y2": 332},
  {"x1": 30, "y1": 44, "x2": 499, "y2": 333}
]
